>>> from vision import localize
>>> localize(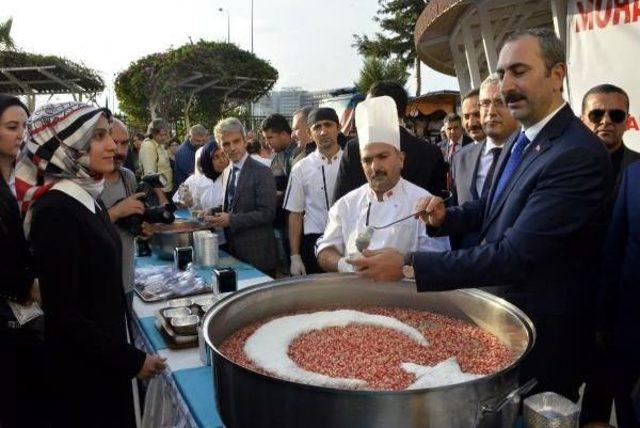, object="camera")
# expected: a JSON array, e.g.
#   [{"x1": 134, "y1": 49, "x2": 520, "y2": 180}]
[{"x1": 116, "y1": 173, "x2": 177, "y2": 236}]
